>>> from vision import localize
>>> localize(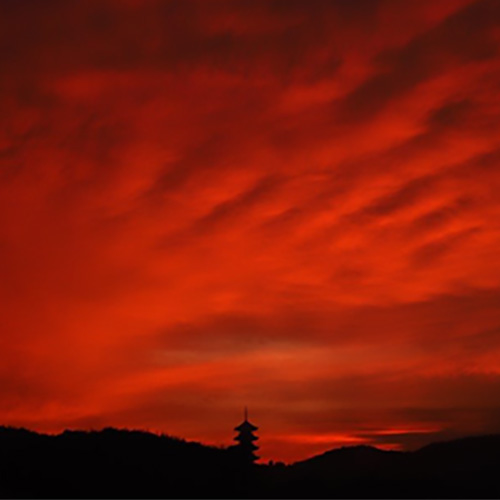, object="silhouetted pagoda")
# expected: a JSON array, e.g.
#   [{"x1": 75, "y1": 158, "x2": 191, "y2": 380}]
[{"x1": 234, "y1": 408, "x2": 259, "y2": 463}]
